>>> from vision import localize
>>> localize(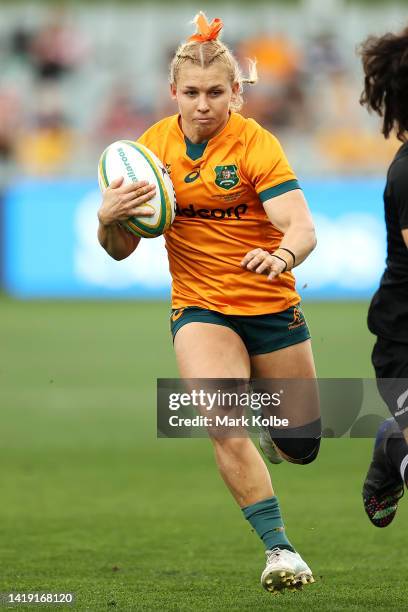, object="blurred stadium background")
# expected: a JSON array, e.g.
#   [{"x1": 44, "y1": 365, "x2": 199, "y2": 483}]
[
  {"x1": 1, "y1": 1, "x2": 408, "y2": 610},
  {"x1": 1, "y1": 0, "x2": 408, "y2": 299}
]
